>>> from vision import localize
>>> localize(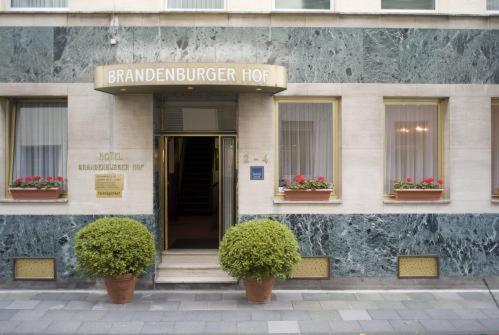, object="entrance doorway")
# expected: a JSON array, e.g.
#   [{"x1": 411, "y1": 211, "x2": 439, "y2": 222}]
[{"x1": 162, "y1": 135, "x2": 236, "y2": 250}]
